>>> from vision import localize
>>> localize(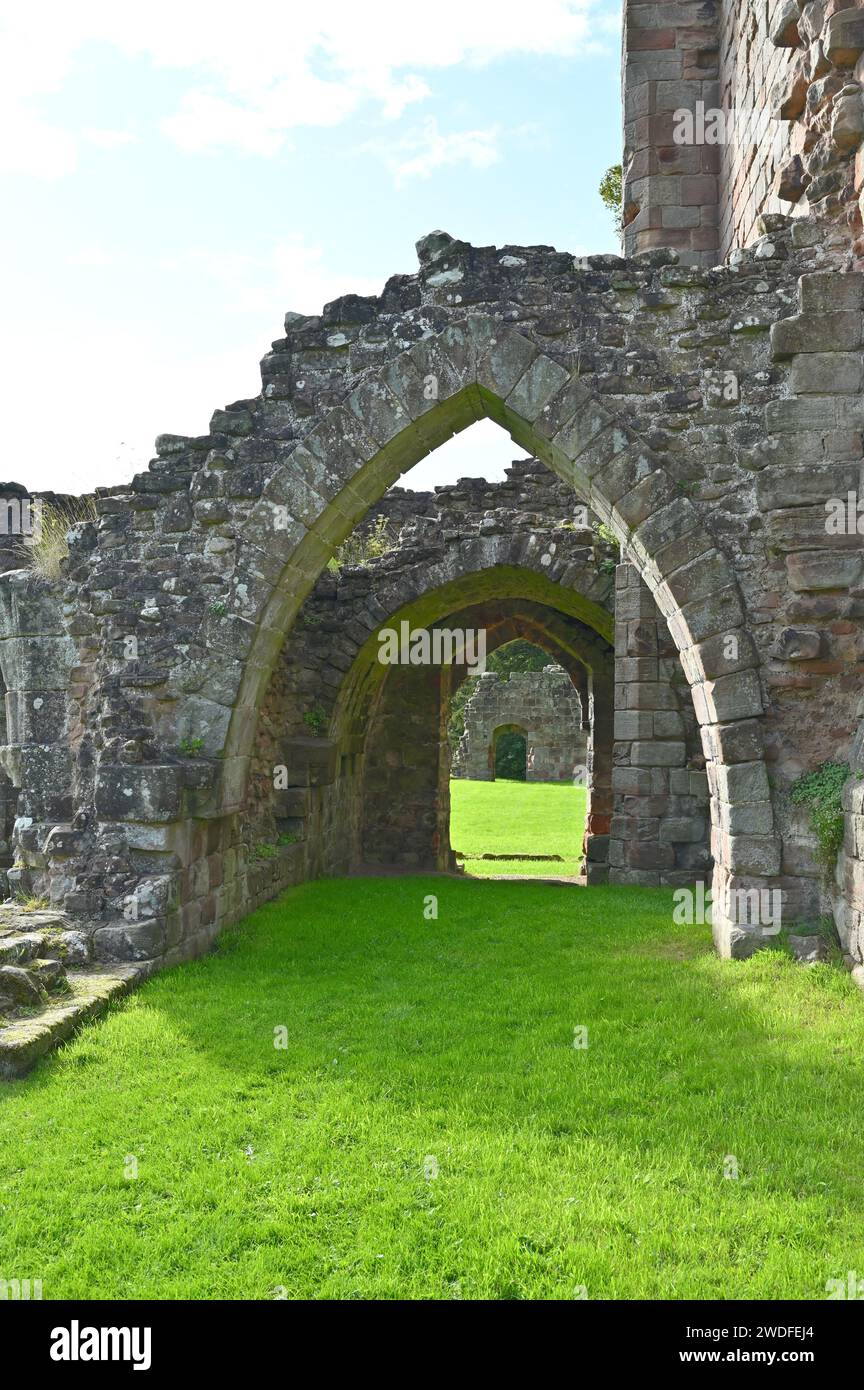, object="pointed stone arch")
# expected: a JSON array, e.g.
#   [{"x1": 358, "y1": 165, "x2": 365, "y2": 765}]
[
  {"x1": 248, "y1": 541, "x2": 615, "y2": 884},
  {"x1": 344, "y1": 593, "x2": 612, "y2": 879},
  {"x1": 196, "y1": 315, "x2": 774, "y2": 954},
  {"x1": 1, "y1": 230, "x2": 861, "y2": 1074}
]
